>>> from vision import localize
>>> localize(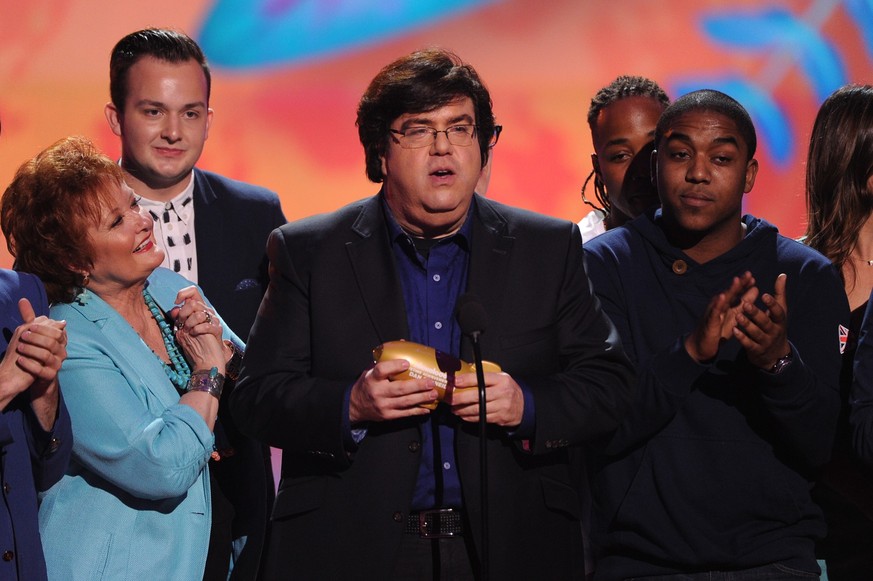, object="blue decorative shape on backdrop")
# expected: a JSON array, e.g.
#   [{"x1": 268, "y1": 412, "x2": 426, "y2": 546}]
[
  {"x1": 703, "y1": 8, "x2": 846, "y2": 102},
  {"x1": 198, "y1": 0, "x2": 501, "y2": 70},
  {"x1": 673, "y1": 3, "x2": 860, "y2": 168},
  {"x1": 845, "y1": 0, "x2": 873, "y2": 60}
]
